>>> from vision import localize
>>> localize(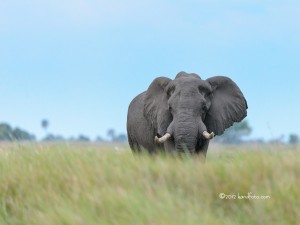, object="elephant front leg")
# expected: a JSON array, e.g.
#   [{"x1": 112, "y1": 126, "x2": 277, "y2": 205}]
[
  {"x1": 196, "y1": 139, "x2": 210, "y2": 159},
  {"x1": 164, "y1": 140, "x2": 176, "y2": 154}
]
